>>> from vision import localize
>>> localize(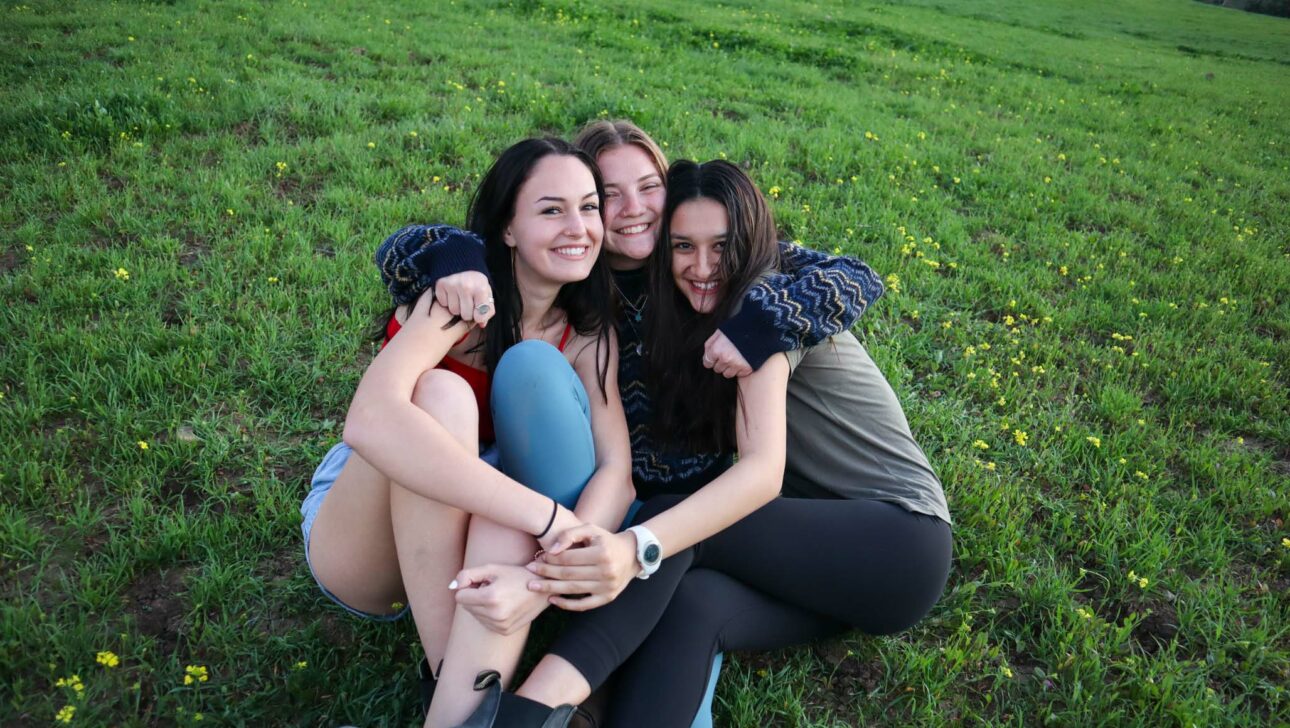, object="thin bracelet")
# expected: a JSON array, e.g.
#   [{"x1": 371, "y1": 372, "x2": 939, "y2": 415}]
[{"x1": 535, "y1": 497, "x2": 559, "y2": 539}]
